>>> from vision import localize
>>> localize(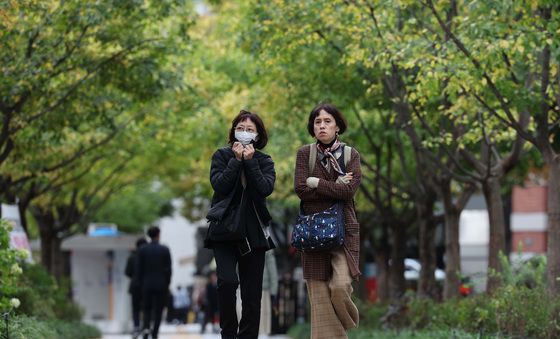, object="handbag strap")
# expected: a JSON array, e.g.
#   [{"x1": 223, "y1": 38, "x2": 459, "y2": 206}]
[
  {"x1": 300, "y1": 144, "x2": 352, "y2": 214},
  {"x1": 252, "y1": 201, "x2": 271, "y2": 239}
]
